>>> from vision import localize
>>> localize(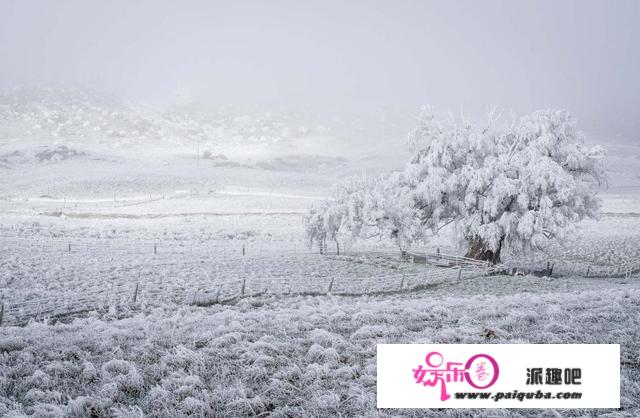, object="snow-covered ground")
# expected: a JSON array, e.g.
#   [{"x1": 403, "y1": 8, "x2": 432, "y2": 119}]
[
  {"x1": 1, "y1": 89, "x2": 640, "y2": 416},
  {"x1": 1, "y1": 280, "x2": 639, "y2": 417}
]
